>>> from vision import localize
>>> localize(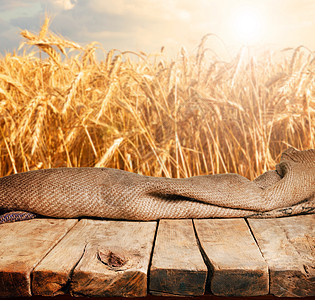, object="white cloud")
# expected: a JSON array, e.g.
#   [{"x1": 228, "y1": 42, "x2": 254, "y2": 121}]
[
  {"x1": 51, "y1": 0, "x2": 77, "y2": 10},
  {"x1": 37, "y1": 0, "x2": 77, "y2": 12}
]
